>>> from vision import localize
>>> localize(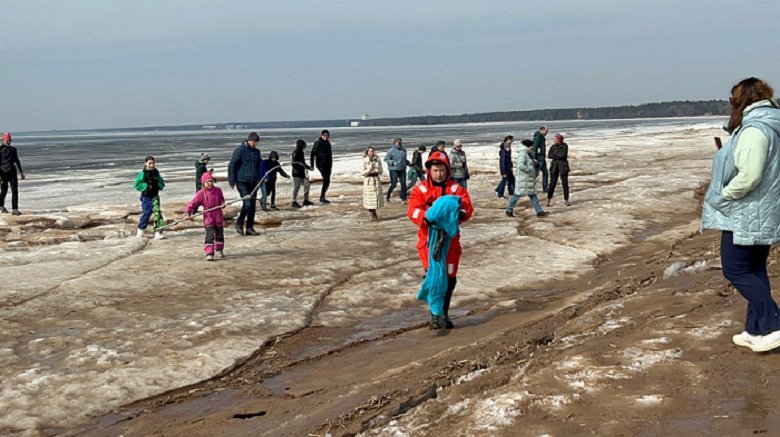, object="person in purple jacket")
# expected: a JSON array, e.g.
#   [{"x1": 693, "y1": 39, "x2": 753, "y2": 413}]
[{"x1": 185, "y1": 172, "x2": 227, "y2": 261}]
